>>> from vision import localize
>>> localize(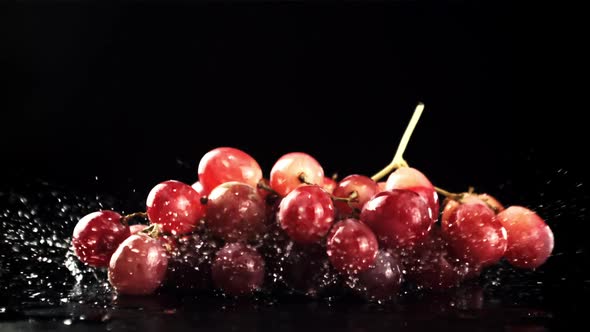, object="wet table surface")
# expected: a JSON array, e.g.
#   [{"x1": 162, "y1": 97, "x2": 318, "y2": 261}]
[{"x1": 1, "y1": 183, "x2": 588, "y2": 332}]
